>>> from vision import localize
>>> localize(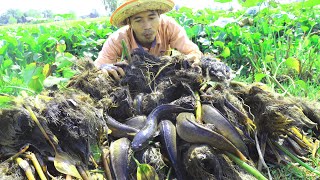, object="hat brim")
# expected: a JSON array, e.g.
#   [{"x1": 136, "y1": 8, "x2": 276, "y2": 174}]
[{"x1": 110, "y1": 0, "x2": 175, "y2": 27}]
